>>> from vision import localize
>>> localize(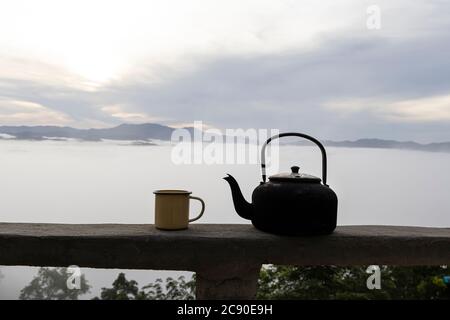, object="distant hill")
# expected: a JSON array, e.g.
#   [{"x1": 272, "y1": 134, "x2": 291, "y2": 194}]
[
  {"x1": 0, "y1": 123, "x2": 176, "y2": 141},
  {"x1": 294, "y1": 138, "x2": 450, "y2": 153},
  {"x1": 0, "y1": 123, "x2": 449, "y2": 152}
]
